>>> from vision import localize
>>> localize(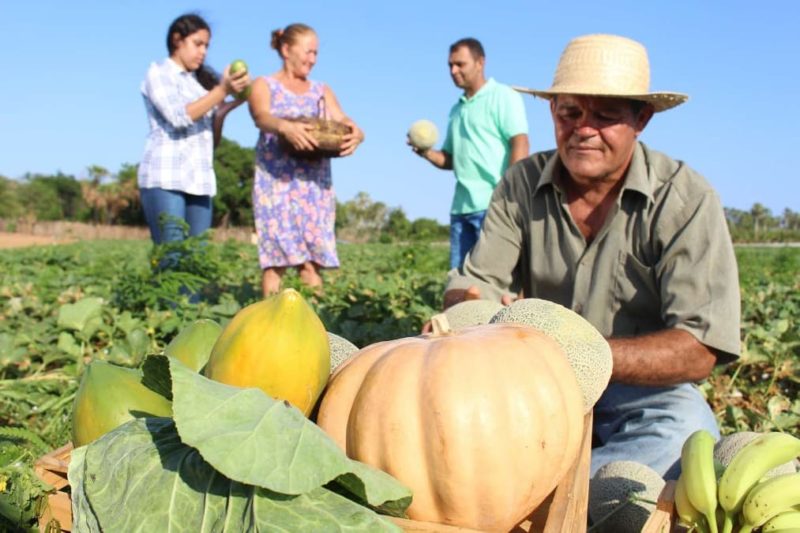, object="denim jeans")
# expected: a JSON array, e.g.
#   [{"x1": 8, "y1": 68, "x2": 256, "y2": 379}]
[
  {"x1": 140, "y1": 187, "x2": 212, "y2": 244},
  {"x1": 591, "y1": 382, "x2": 719, "y2": 480},
  {"x1": 450, "y1": 211, "x2": 486, "y2": 269}
]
